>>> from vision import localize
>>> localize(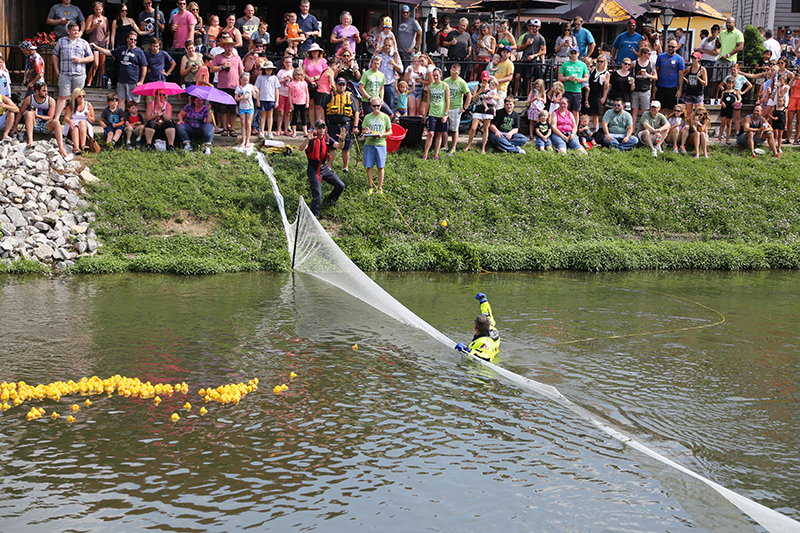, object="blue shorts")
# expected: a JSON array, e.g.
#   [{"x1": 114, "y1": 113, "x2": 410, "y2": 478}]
[
  {"x1": 363, "y1": 144, "x2": 387, "y2": 169},
  {"x1": 260, "y1": 100, "x2": 275, "y2": 112},
  {"x1": 239, "y1": 108, "x2": 254, "y2": 115},
  {"x1": 427, "y1": 115, "x2": 448, "y2": 133},
  {"x1": 33, "y1": 118, "x2": 50, "y2": 134},
  {"x1": 104, "y1": 125, "x2": 121, "y2": 135}
]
